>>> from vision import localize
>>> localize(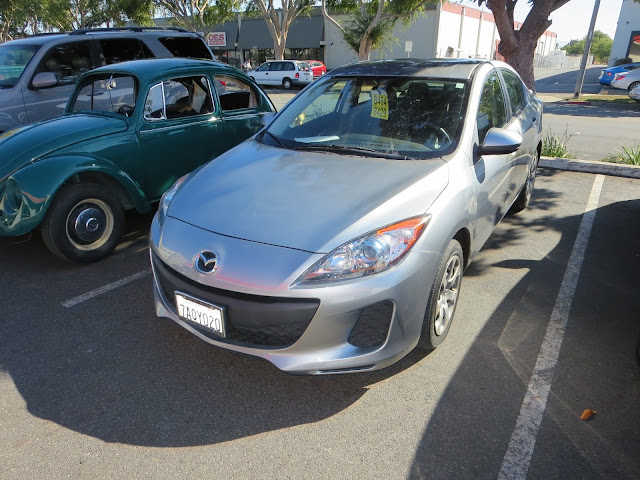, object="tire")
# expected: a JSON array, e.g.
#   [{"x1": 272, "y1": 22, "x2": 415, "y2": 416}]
[
  {"x1": 420, "y1": 239, "x2": 464, "y2": 350},
  {"x1": 628, "y1": 81, "x2": 640, "y2": 91},
  {"x1": 510, "y1": 149, "x2": 539, "y2": 214},
  {"x1": 282, "y1": 78, "x2": 292, "y2": 90},
  {"x1": 41, "y1": 183, "x2": 124, "y2": 263}
]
